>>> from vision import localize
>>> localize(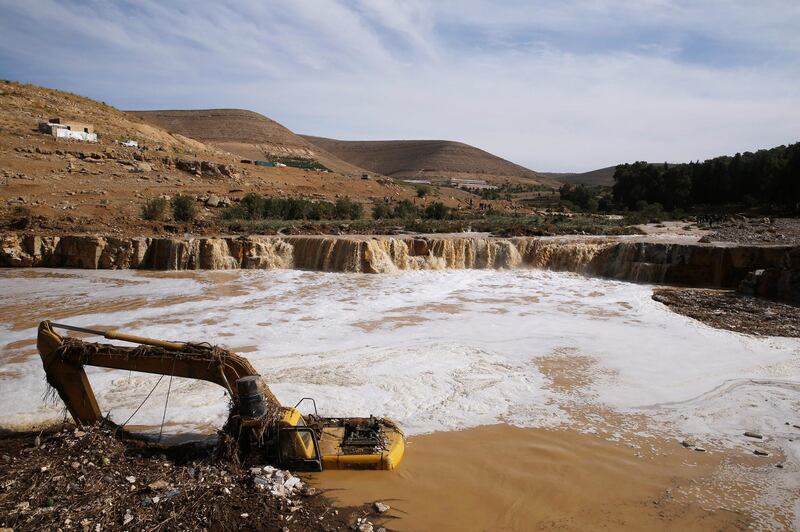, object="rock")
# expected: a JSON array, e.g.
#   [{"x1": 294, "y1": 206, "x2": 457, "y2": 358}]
[
  {"x1": 358, "y1": 523, "x2": 374, "y2": 532},
  {"x1": 205, "y1": 195, "x2": 221, "y2": 207},
  {"x1": 122, "y1": 511, "x2": 133, "y2": 525},
  {"x1": 744, "y1": 431, "x2": 763, "y2": 439},
  {"x1": 163, "y1": 489, "x2": 180, "y2": 499},
  {"x1": 240, "y1": 513, "x2": 249, "y2": 518},
  {"x1": 373, "y1": 502, "x2": 390, "y2": 514},
  {"x1": 132, "y1": 162, "x2": 152, "y2": 173},
  {"x1": 102, "y1": 457, "x2": 111, "y2": 466},
  {"x1": 284, "y1": 475, "x2": 302, "y2": 490},
  {"x1": 148, "y1": 479, "x2": 169, "y2": 491},
  {"x1": 693, "y1": 447, "x2": 706, "y2": 452},
  {"x1": 253, "y1": 476, "x2": 270, "y2": 490},
  {"x1": 680, "y1": 440, "x2": 695, "y2": 448},
  {"x1": 125, "y1": 475, "x2": 136, "y2": 484},
  {"x1": 753, "y1": 449, "x2": 769, "y2": 456},
  {"x1": 249, "y1": 466, "x2": 262, "y2": 475},
  {"x1": 301, "y1": 486, "x2": 317, "y2": 497},
  {"x1": 73, "y1": 429, "x2": 86, "y2": 438},
  {"x1": 71, "y1": 461, "x2": 81, "y2": 469}
]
